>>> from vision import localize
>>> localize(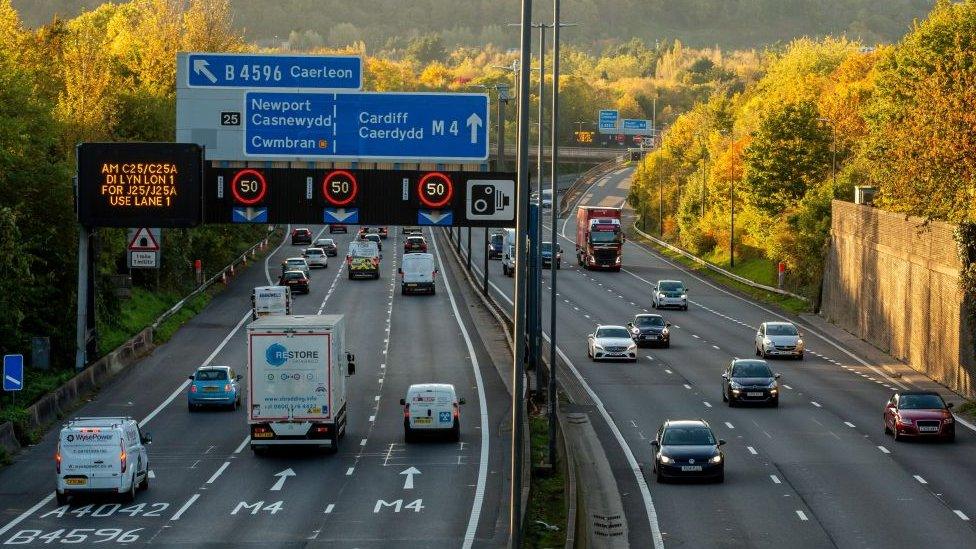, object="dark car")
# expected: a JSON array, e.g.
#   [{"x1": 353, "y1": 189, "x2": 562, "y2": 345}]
[
  {"x1": 488, "y1": 233, "x2": 504, "y2": 259},
  {"x1": 405, "y1": 236, "x2": 428, "y2": 253},
  {"x1": 329, "y1": 224, "x2": 347, "y2": 234},
  {"x1": 541, "y1": 241, "x2": 562, "y2": 270},
  {"x1": 314, "y1": 238, "x2": 339, "y2": 257},
  {"x1": 722, "y1": 359, "x2": 780, "y2": 407},
  {"x1": 627, "y1": 314, "x2": 671, "y2": 348},
  {"x1": 364, "y1": 233, "x2": 382, "y2": 251},
  {"x1": 884, "y1": 391, "x2": 955, "y2": 442},
  {"x1": 378, "y1": 227, "x2": 388, "y2": 239},
  {"x1": 291, "y1": 228, "x2": 312, "y2": 245},
  {"x1": 278, "y1": 270, "x2": 309, "y2": 294},
  {"x1": 651, "y1": 420, "x2": 725, "y2": 483}
]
